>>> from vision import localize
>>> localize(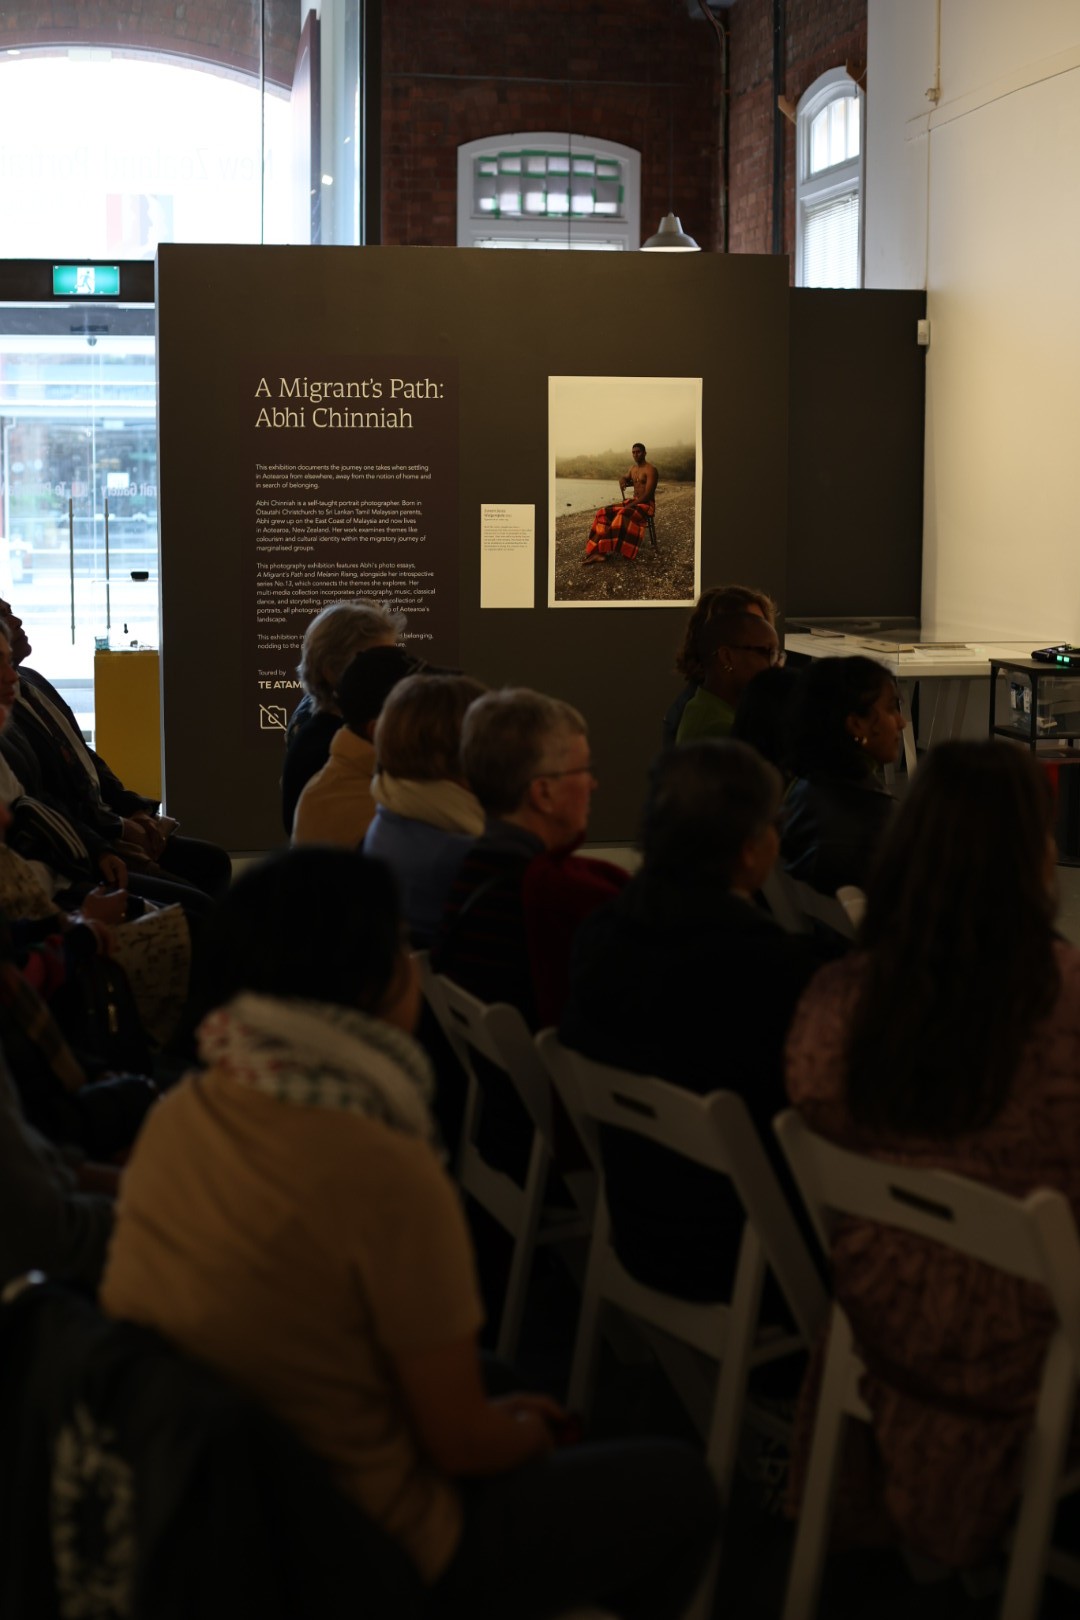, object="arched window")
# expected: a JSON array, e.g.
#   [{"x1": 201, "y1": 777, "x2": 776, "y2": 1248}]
[
  {"x1": 795, "y1": 69, "x2": 864, "y2": 289},
  {"x1": 456, "y1": 134, "x2": 640, "y2": 250}
]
